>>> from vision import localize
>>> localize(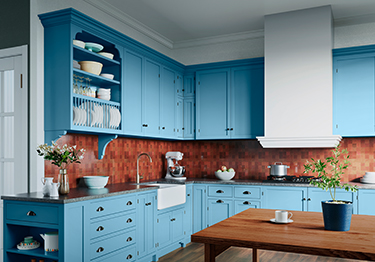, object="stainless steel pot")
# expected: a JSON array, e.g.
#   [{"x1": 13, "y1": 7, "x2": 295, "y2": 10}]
[{"x1": 268, "y1": 162, "x2": 290, "y2": 177}]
